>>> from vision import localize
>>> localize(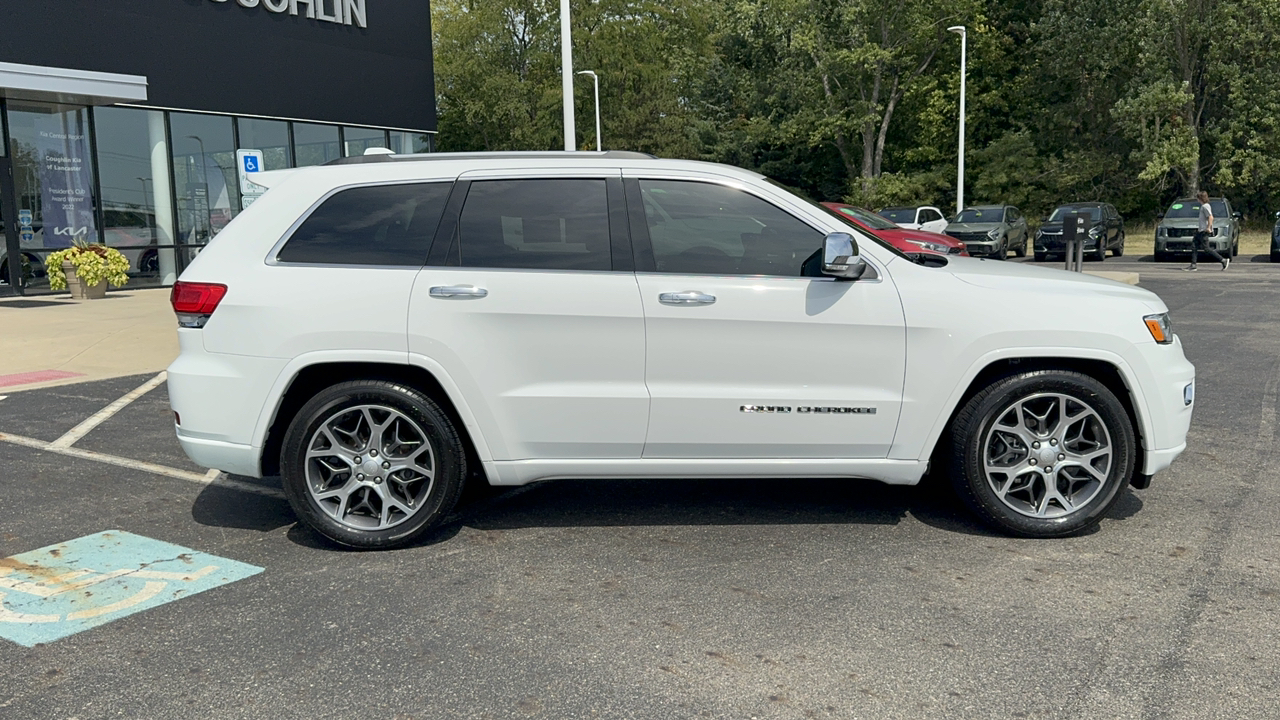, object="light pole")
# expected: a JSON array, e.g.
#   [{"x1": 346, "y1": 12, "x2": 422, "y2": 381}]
[
  {"x1": 947, "y1": 25, "x2": 966, "y2": 216},
  {"x1": 560, "y1": 0, "x2": 576, "y2": 151},
  {"x1": 577, "y1": 70, "x2": 601, "y2": 152}
]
